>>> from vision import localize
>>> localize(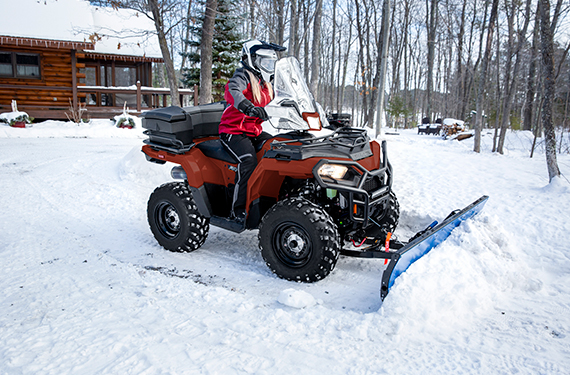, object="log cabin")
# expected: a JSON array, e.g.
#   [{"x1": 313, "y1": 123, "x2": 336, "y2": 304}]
[
  {"x1": 0, "y1": 35, "x2": 172, "y2": 120},
  {"x1": 0, "y1": 0, "x2": 197, "y2": 121}
]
